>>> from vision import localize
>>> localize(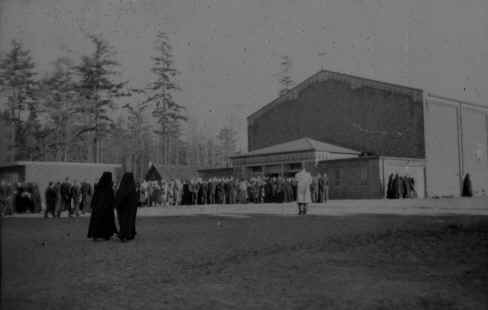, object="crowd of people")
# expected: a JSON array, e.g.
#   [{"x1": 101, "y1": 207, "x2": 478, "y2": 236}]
[
  {"x1": 0, "y1": 180, "x2": 43, "y2": 215},
  {"x1": 385, "y1": 174, "x2": 418, "y2": 199},
  {"x1": 139, "y1": 173, "x2": 329, "y2": 207},
  {"x1": 0, "y1": 179, "x2": 93, "y2": 217},
  {"x1": 0, "y1": 173, "x2": 332, "y2": 216}
]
